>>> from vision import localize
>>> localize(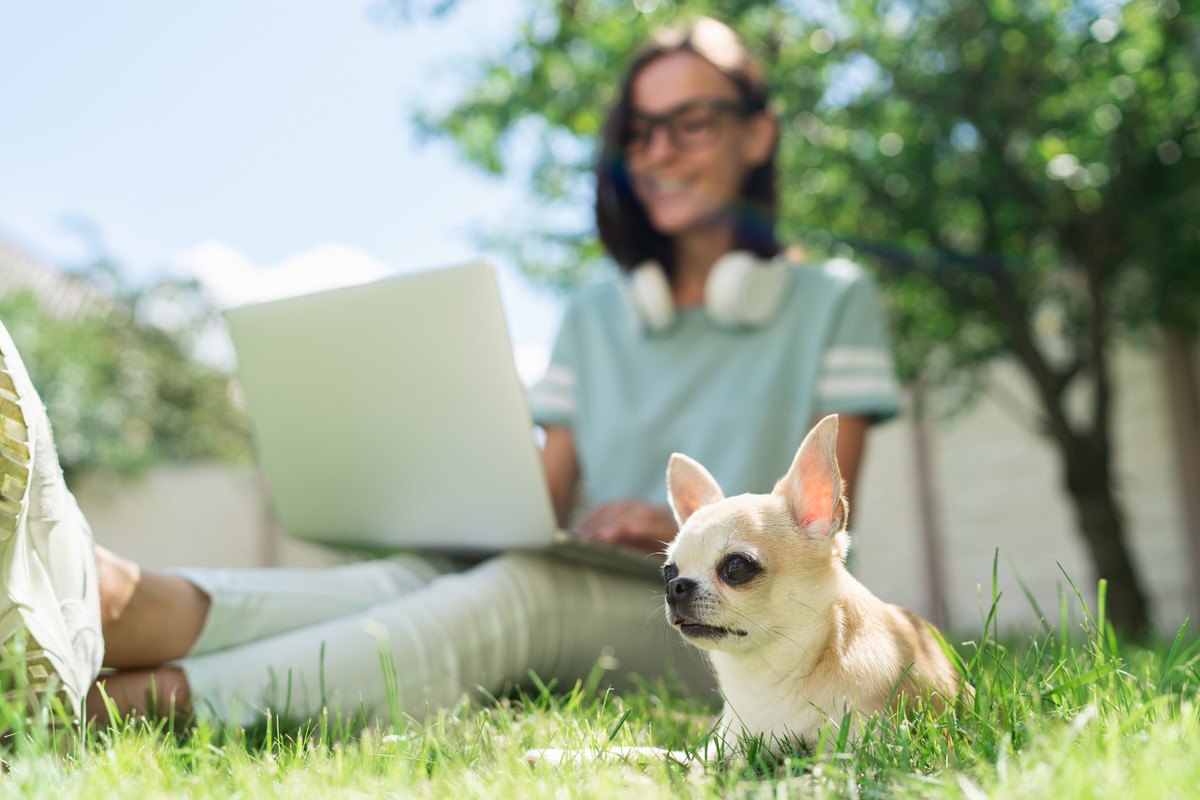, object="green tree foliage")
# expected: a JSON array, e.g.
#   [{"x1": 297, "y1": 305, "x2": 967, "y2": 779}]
[
  {"x1": 414, "y1": 0, "x2": 1199, "y2": 634},
  {"x1": 0, "y1": 267, "x2": 252, "y2": 481}
]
